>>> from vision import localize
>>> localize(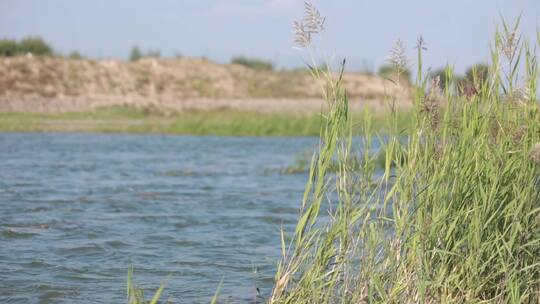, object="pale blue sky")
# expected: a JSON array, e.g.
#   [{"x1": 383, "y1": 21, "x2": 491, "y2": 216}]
[{"x1": 1, "y1": 0, "x2": 539, "y2": 73}]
